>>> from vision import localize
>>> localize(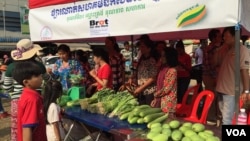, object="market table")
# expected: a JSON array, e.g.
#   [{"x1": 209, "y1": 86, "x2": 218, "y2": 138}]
[
  {"x1": 64, "y1": 106, "x2": 147, "y2": 141},
  {"x1": 64, "y1": 106, "x2": 222, "y2": 141}
]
